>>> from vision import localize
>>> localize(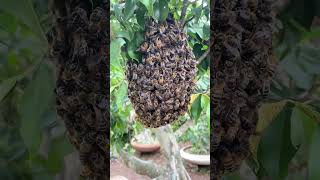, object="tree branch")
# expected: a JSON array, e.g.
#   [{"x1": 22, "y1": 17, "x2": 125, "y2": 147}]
[
  {"x1": 119, "y1": 150, "x2": 165, "y2": 178},
  {"x1": 180, "y1": 0, "x2": 190, "y2": 25}
]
